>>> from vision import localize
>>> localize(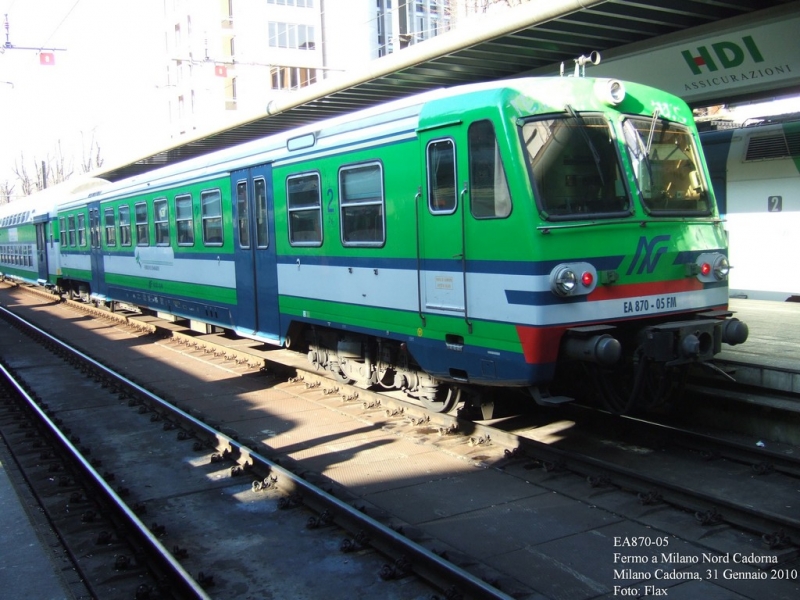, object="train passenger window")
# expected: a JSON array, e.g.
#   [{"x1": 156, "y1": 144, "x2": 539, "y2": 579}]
[
  {"x1": 154, "y1": 198, "x2": 170, "y2": 246},
  {"x1": 339, "y1": 162, "x2": 385, "y2": 246},
  {"x1": 201, "y1": 189, "x2": 223, "y2": 246},
  {"x1": 67, "y1": 216, "x2": 76, "y2": 247},
  {"x1": 119, "y1": 206, "x2": 132, "y2": 247},
  {"x1": 254, "y1": 178, "x2": 269, "y2": 248},
  {"x1": 287, "y1": 172, "x2": 321, "y2": 246},
  {"x1": 468, "y1": 120, "x2": 511, "y2": 219},
  {"x1": 175, "y1": 195, "x2": 194, "y2": 246},
  {"x1": 135, "y1": 202, "x2": 149, "y2": 246},
  {"x1": 236, "y1": 181, "x2": 250, "y2": 249},
  {"x1": 77, "y1": 213, "x2": 87, "y2": 247},
  {"x1": 59, "y1": 218, "x2": 66, "y2": 246},
  {"x1": 427, "y1": 139, "x2": 456, "y2": 214},
  {"x1": 104, "y1": 208, "x2": 116, "y2": 247}
]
